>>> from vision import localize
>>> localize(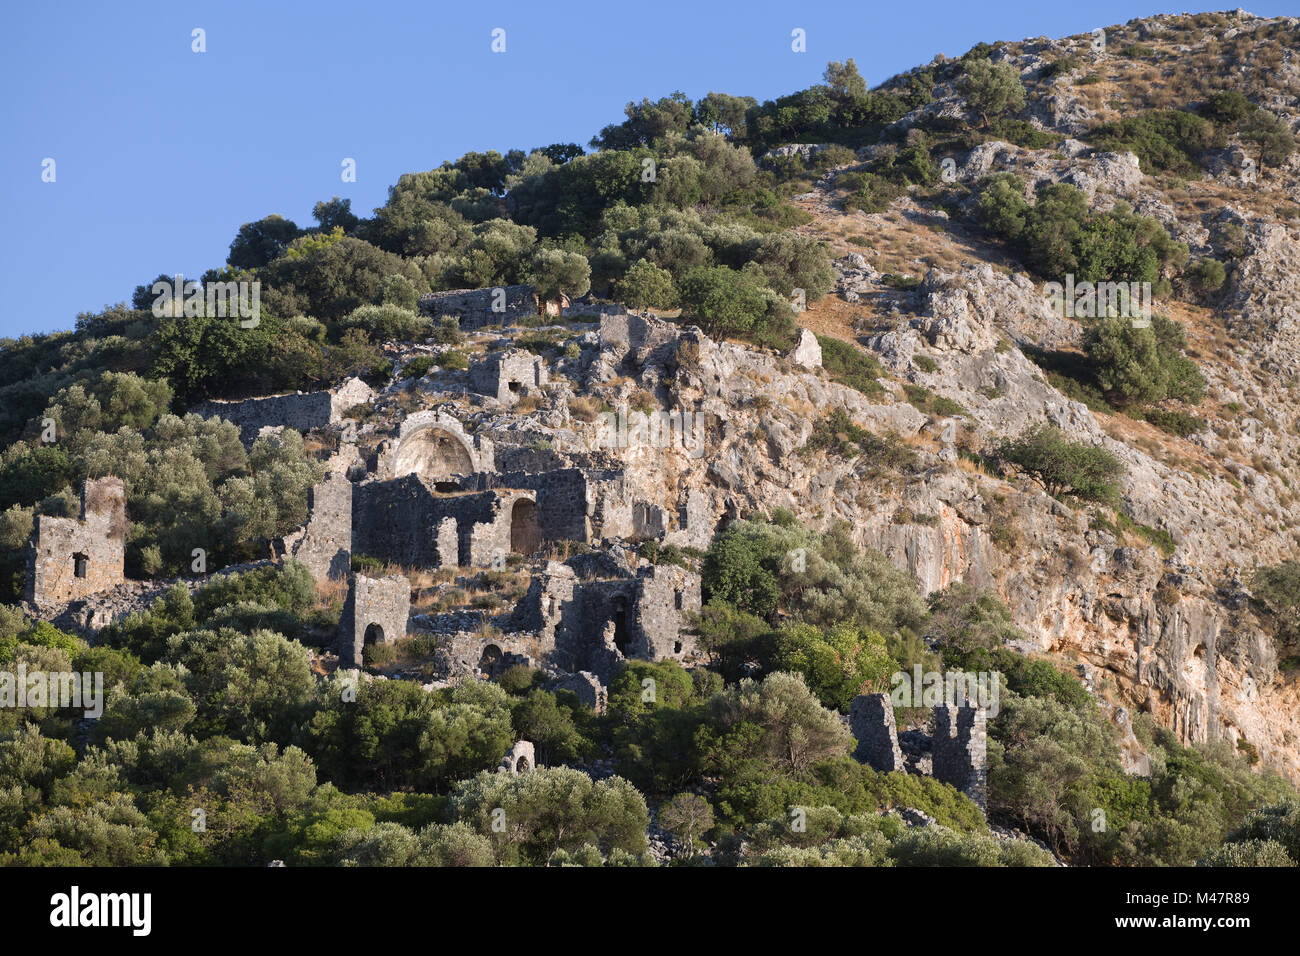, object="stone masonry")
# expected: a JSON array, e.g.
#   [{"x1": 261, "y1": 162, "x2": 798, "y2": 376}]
[
  {"x1": 850, "y1": 693, "x2": 905, "y2": 772},
  {"x1": 933, "y1": 703, "x2": 988, "y2": 813},
  {"x1": 849, "y1": 696, "x2": 988, "y2": 814},
  {"x1": 418, "y1": 285, "x2": 537, "y2": 330},
  {"x1": 196, "y1": 377, "x2": 374, "y2": 445},
  {"x1": 469, "y1": 349, "x2": 549, "y2": 405},
  {"x1": 500, "y1": 740, "x2": 536, "y2": 773},
  {"x1": 283, "y1": 474, "x2": 351, "y2": 582},
  {"x1": 337, "y1": 574, "x2": 411, "y2": 668},
  {"x1": 27, "y1": 477, "x2": 127, "y2": 607},
  {"x1": 352, "y1": 476, "x2": 540, "y2": 568}
]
